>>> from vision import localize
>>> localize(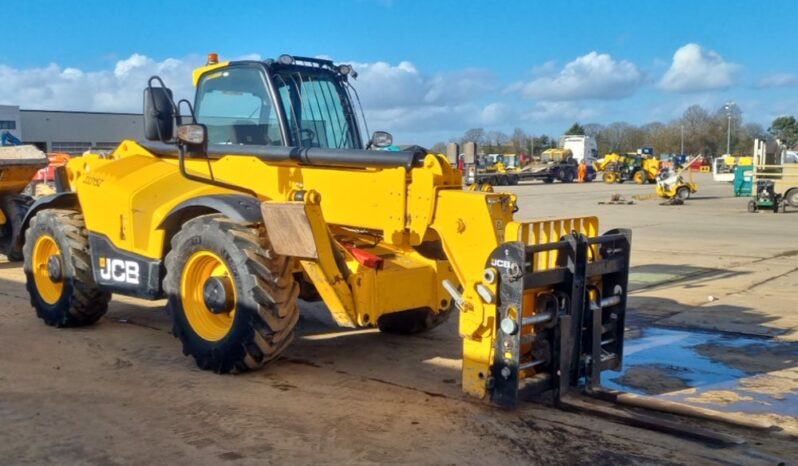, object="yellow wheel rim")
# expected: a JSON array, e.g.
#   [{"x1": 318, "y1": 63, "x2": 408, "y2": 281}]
[
  {"x1": 32, "y1": 234, "x2": 64, "y2": 304},
  {"x1": 181, "y1": 250, "x2": 237, "y2": 342}
]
